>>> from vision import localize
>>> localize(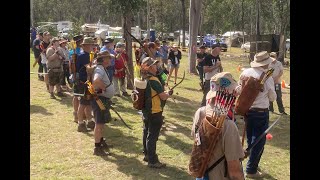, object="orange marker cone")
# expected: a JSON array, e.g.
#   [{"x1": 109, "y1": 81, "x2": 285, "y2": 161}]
[
  {"x1": 237, "y1": 65, "x2": 241, "y2": 72},
  {"x1": 281, "y1": 80, "x2": 286, "y2": 88}
]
